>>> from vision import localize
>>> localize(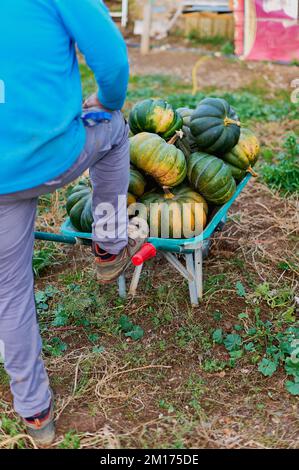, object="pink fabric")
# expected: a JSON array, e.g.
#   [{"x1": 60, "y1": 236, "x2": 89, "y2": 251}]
[
  {"x1": 236, "y1": 0, "x2": 299, "y2": 62},
  {"x1": 246, "y1": 18, "x2": 299, "y2": 62}
]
